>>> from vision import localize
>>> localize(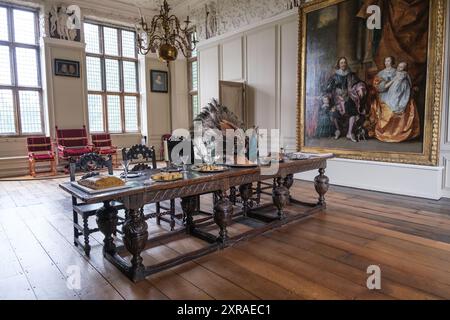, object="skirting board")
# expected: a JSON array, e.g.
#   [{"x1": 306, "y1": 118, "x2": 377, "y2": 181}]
[{"x1": 295, "y1": 158, "x2": 444, "y2": 200}]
